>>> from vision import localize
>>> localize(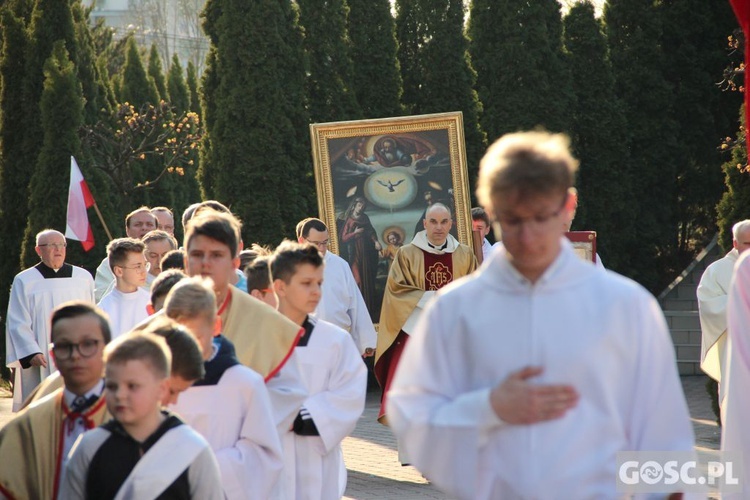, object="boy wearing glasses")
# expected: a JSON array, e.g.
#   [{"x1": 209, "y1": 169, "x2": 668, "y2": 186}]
[
  {"x1": 97, "y1": 238, "x2": 150, "y2": 338},
  {"x1": 386, "y1": 132, "x2": 694, "y2": 499},
  {"x1": 5, "y1": 229, "x2": 95, "y2": 411},
  {"x1": 0, "y1": 301, "x2": 110, "y2": 500}
]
